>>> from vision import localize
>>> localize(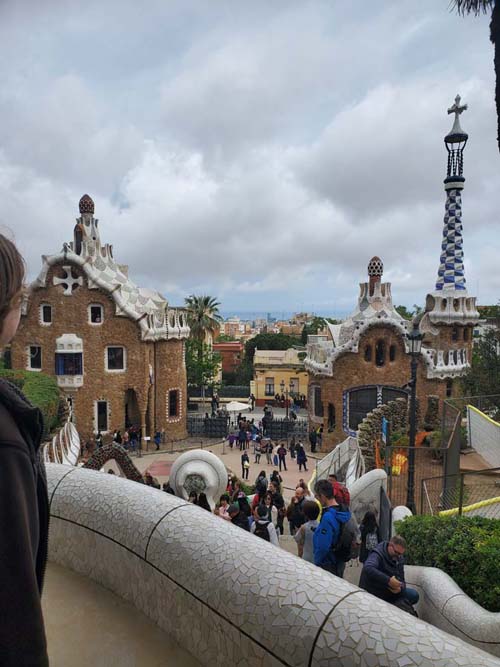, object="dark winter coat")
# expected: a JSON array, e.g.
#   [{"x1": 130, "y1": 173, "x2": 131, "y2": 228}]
[
  {"x1": 0, "y1": 378, "x2": 49, "y2": 666},
  {"x1": 358, "y1": 541, "x2": 407, "y2": 602},
  {"x1": 296, "y1": 447, "x2": 307, "y2": 464}
]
